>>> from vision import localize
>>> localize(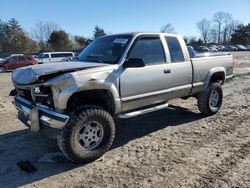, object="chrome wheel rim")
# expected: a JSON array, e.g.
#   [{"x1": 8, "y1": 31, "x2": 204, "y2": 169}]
[
  {"x1": 209, "y1": 90, "x2": 219, "y2": 108},
  {"x1": 0, "y1": 67, "x2": 4, "y2": 73},
  {"x1": 78, "y1": 121, "x2": 104, "y2": 150}
]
